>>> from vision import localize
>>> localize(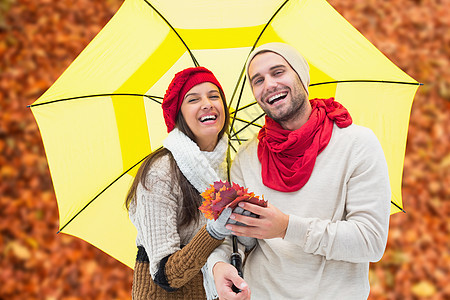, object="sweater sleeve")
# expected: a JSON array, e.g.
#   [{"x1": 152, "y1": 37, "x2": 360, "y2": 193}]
[
  {"x1": 130, "y1": 155, "x2": 223, "y2": 291},
  {"x1": 164, "y1": 225, "x2": 223, "y2": 289},
  {"x1": 131, "y1": 156, "x2": 181, "y2": 278},
  {"x1": 284, "y1": 129, "x2": 391, "y2": 263}
]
